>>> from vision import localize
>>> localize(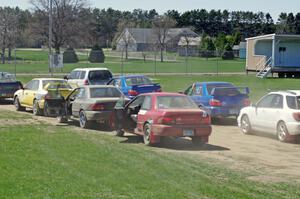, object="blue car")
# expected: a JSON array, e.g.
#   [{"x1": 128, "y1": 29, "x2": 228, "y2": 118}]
[
  {"x1": 183, "y1": 82, "x2": 250, "y2": 118},
  {"x1": 107, "y1": 75, "x2": 161, "y2": 99}
]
